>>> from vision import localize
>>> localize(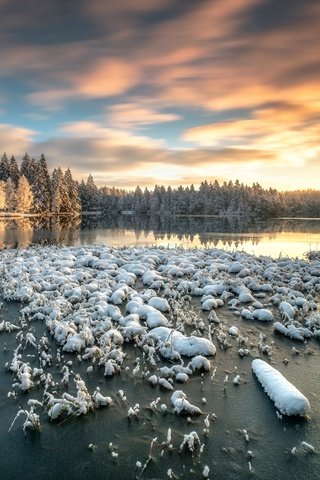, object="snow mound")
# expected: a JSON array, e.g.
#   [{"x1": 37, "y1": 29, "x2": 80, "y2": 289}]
[
  {"x1": 147, "y1": 327, "x2": 216, "y2": 357},
  {"x1": 252, "y1": 309, "x2": 274, "y2": 322},
  {"x1": 252, "y1": 359, "x2": 310, "y2": 416},
  {"x1": 171, "y1": 390, "x2": 202, "y2": 415}
]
